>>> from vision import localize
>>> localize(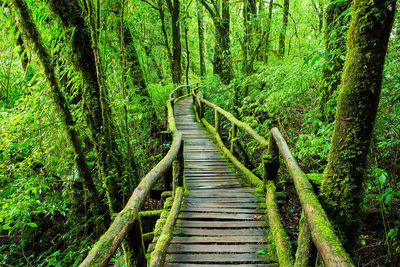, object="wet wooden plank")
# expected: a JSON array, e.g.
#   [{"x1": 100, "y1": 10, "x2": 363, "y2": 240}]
[
  {"x1": 170, "y1": 236, "x2": 267, "y2": 244},
  {"x1": 165, "y1": 253, "x2": 272, "y2": 263},
  {"x1": 187, "y1": 192, "x2": 254, "y2": 198},
  {"x1": 188, "y1": 188, "x2": 254, "y2": 193},
  {"x1": 179, "y1": 212, "x2": 264, "y2": 220},
  {"x1": 185, "y1": 198, "x2": 260, "y2": 203},
  {"x1": 173, "y1": 228, "x2": 267, "y2": 236},
  {"x1": 165, "y1": 264, "x2": 278, "y2": 267},
  {"x1": 181, "y1": 207, "x2": 264, "y2": 214},
  {"x1": 176, "y1": 220, "x2": 267, "y2": 228},
  {"x1": 183, "y1": 202, "x2": 260, "y2": 208},
  {"x1": 167, "y1": 244, "x2": 267, "y2": 253}
]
